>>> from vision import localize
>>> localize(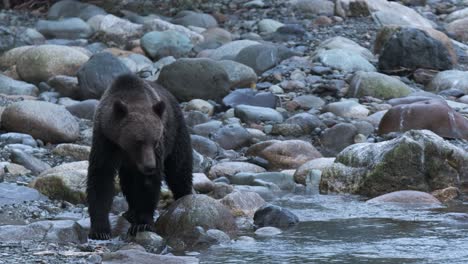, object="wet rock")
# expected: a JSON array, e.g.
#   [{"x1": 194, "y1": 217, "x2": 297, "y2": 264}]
[
  {"x1": 77, "y1": 52, "x2": 131, "y2": 100},
  {"x1": 321, "y1": 123, "x2": 359, "y2": 156},
  {"x1": 155, "y1": 194, "x2": 237, "y2": 249},
  {"x1": 212, "y1": 124, "x2": 252, "y2": 150},
  {"x1": 192, "y1": 120, "x2": 222, "y2": 137},
  {"x1": 431, "y1": 187, "x2": 461, "y2": 203},
  {"x1": 335, "y1": 0, "x2": 371, "y2": 17},
  {"x1": 209, "y1": 182, "x2": 234, "y2": 199},
  {"x1": 427, "y1": 70, "x2": 468, "y2": 94},
  {"x1": 223, "y1": 89, "x2": 277, "y2": 108},
  {"x1": 378, "y1": 99, "x2": 468, "y2": 140},
  {"x1": 186, "y1": 99, "x2": 214, "y2": 116},
  {"x1": 0, "y1": 132, "x2": 37, "y2": 146},
  {"x1": 0, "y1": 183, "x2": 48, "y2": 206},
  {"x1": 258, "y1": 19, "x2": 284, "y2": 34},
  {"x1": 235, "y1": 105, "x2": 284, "y2": 123},
  {"x1": 102, "y1": 249, "x2": 199, "y2": 264},
  {"x1": 293, "y1": 157, "x2": 335, "y2": 185},
  {"x1": 205, "y1": 40, "x2": 259, "y2": 60},
  {"x1": 368, "y1": 0, "x2": 433, "y2": 28},
  {"x1": 172, "y1": 11, "x2": 218, "y2": 29},
  {"x1": 366, "y1": 190, "x2": 441, "y2": 205},
  {"x1": 446, "y1": 17, "x2": 468, "y2": 43},
  {"x1": 312, "y1": 48, "x2": 376, "y2": 73},
  {"x1": 201, "y1": 27, "x2": 232, "y2": 46},
  {"x1": 0, "y1": 74, "x2": 38, "y2": 96},
  {"x1": 52, "y1": 144, "x2": 91, "y2": 160},
  {"x1": 36, "y1": 18, "x2": 93, "y2": 39},
  {"x1": 292, "y1": 95, "x2": 325, "y2": 110},
  {"x1": 208, "y1": 161, "x2": 266, "y2": 180},
  {"x1": 31, "y1": 161, "x2": 88, "y2": 204},
  {"x1": 0, "y1": 46, "x2": 34, "y2": 70},
  {"x1": 254, "y1": 204, "x2": 299, "y2": 228},
  {"x1": 65, "y1": 99, "x2": 99, "y2": 120},
  {"x1": 143, "y1": 18, "x2": 204, "y2": 44},
  {"x1": 231, "y1": 172, "x2": 296, "y2": 190},
  {"x1": 16, "y1": 45, "x2": 89, "y2": 84},
  {"x1": 47, "y1": 75, "x2": 79, "y2": 98},
  {"x1": 2, "y1": 101, "x2": 80, "y2": 143},
  {"x1": 0, "y1": 220, "x2": 86, "y2": 244},
  {"x1": 190, "y1": 135, "x2": 220, "y2": 158},
  {"x1": 235, "y1": 44, "x2": 297, "y2": 74},
  {"x1": 131, "y1": 232, "x2": 164, "y2": 249},
  {"x1": 141, "y1": 30, "x2": 193, "y2": 60},
  {"x1": 284, "y1": 113, "x2": 325, "y2": 133},
  {"x1": 220, "y1": 191, "x2": 266, "y2": 217},
  {"x1": 206, "y1": 229, "x2": 230, "y2": 244},
  {"x1": 323, "y1": 99, "x2": 369, "y2": 119},
  {"x1": 254, "y1": 226, "x2": 282, "y2": 237},
  {"x1": 193, "y1": 173, "x2": 215, "y2": 193},
  {"x1": 348, "y1": 71, "x2": 411, "y2": 99},
  {"x1": 10, "y1": 149, "x2": 51, "y2": 175},
  {"x1": 316, "y1": 36, "x2": 374, "y2": 61},
  {"x1": 48, "y1": 0, "x2": 106, "y2": 21},
  {"x1": 184, "y1": 110, "x2": 210, "y2": 128},
  {"x1": 246, "y1": 140, "x2": 322, "y2": 170},
  {"x1": 0, "y1": 26, "x2": 45, "y2": 54},
  {"x1": 88, "y1": 14, "x2": 143, "y2": 47},
  {"x1": 217, "y1": 60, "x2": 257, "y2": 89},
  {"x1": 192, "y1": 149, "x2": 212, "y2": 173},
  {"x1": 320, "y1": 130, "x2": 468, "y2": 197},
  {"x1": 377, "y1": 27, "x2": 456, "y2": 72},
  {"x1": 158, "y1": 58, "x2": 230, "y2": 102},
  {"x1": 446, "y1": 8, "x2": 468, "y2": 23},
  {"x1": 293, "y1": 0, "x2": 335, "y2": 16}
]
